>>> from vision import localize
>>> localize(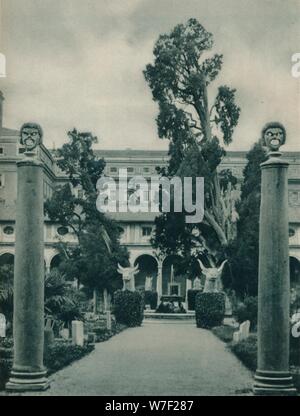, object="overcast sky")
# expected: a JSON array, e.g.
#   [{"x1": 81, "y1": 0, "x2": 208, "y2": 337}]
[{"x1": 0, "y1": 0, "x2": 299, "y2": 151}]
